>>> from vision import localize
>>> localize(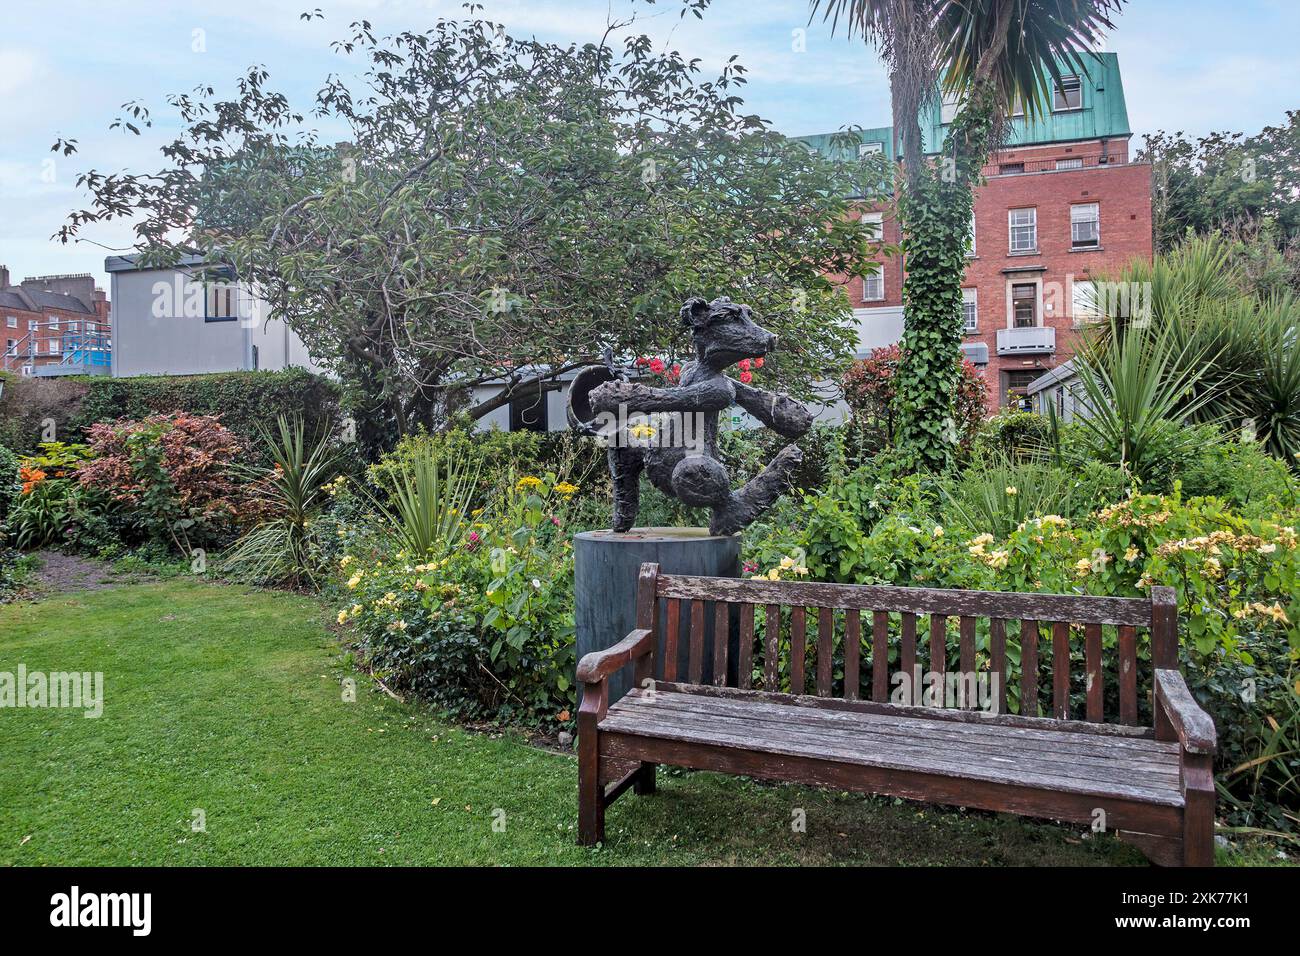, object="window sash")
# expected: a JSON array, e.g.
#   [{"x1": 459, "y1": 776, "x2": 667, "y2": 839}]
[
  {"x1": 1009, "y1": 208, "x2": 1037, "y2": 252},
  {"x1": 1056, "y1": 158, "x2": 1083, "y2": 170},
  {"x1": 862, "y1": 265, "x2": 885, "y2": 301},
  {"x1": 1071, "y1": 203, "x2": 1100, "y2": 248},
  {"x1": 961, "y1": 290, "x2": 978, "y2": 332},
  {"x1": 1012, "y1": 284, "x2": 1037, "y2": 328},
  {"x1": 1053, "y1": 76, "x2": 1082, "y2": 111}
]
